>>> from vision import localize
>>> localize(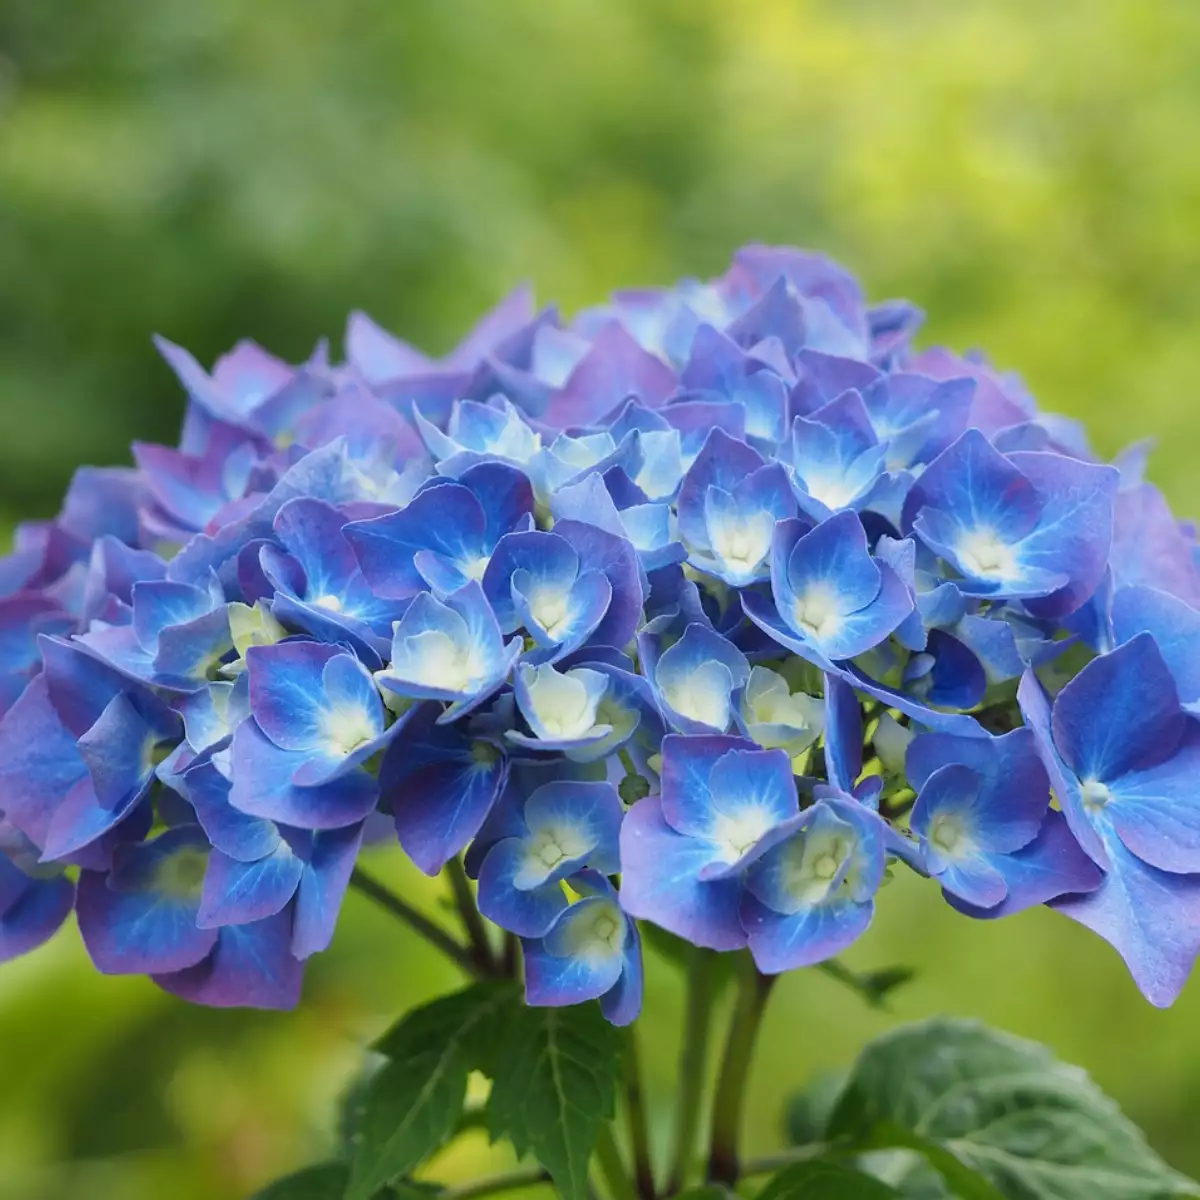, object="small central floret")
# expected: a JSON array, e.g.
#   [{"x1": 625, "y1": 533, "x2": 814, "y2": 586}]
[{"x1": 1081, "y1": 779, "x2": 1113, "y2": 811}]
